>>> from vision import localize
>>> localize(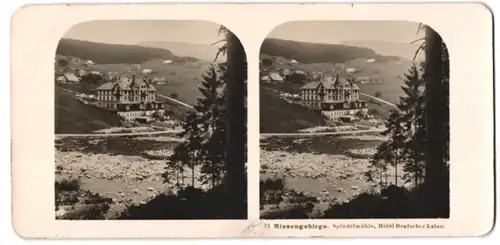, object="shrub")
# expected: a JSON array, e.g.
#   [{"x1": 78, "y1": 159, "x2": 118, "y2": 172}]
[
  {"x1": 58, "y1": 203, "x2": 111, "y2": 220},
  {"x1": 117, "y1": 185, "x2": 245, "y2": 220},
  {"x1": 260, "y1": 177, "x2": 285, "y2": 191},
  {"x1": 55, "y1": 179, "x2": 81, "y2": 192},
  {"x1": 321, "y1": 185, "x2": 414, "y2": 219}
]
